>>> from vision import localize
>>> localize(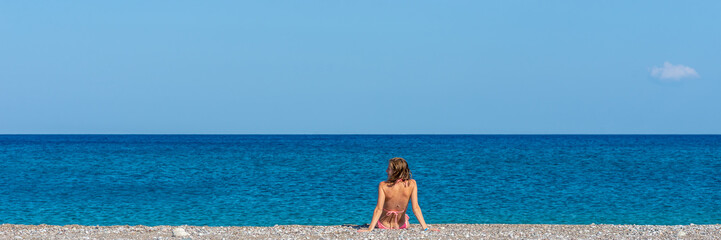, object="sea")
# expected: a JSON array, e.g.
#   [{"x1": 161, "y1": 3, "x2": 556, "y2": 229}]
[{"x1": 1, "y1": 135, "x2": 719, "y2": 226}]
